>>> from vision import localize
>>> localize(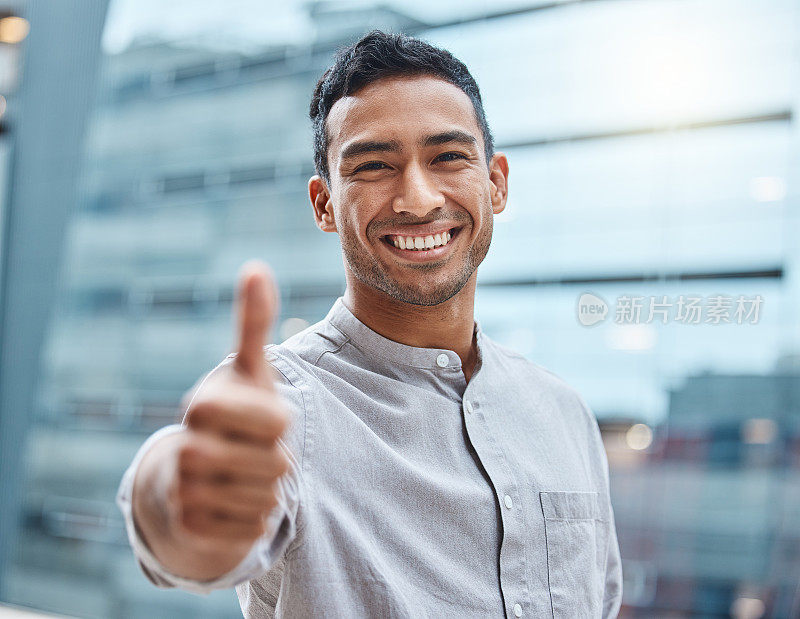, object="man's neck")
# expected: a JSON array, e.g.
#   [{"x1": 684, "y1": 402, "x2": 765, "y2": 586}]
[{"x1": 342, "y1": 273, "x2": 479, "y2": 382}]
